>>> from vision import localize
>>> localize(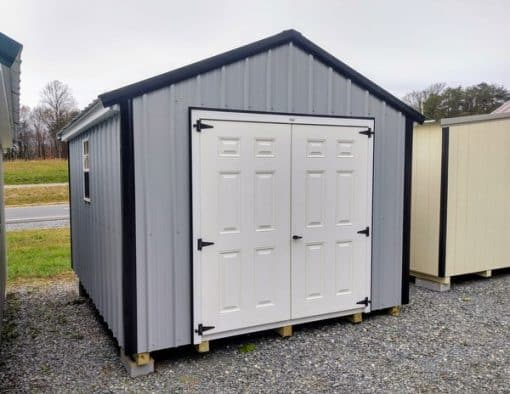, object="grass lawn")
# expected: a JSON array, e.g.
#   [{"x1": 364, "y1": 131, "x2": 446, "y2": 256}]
[
  {"x1": 7, "y1": 228, "x2": 71, "y2": 282},
  {"x1": 4, "y1": 185, "x2": 69, "y2": 206},
  {"x1": 3, "y1": 159, "x2": 68, "y2": 185}
]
